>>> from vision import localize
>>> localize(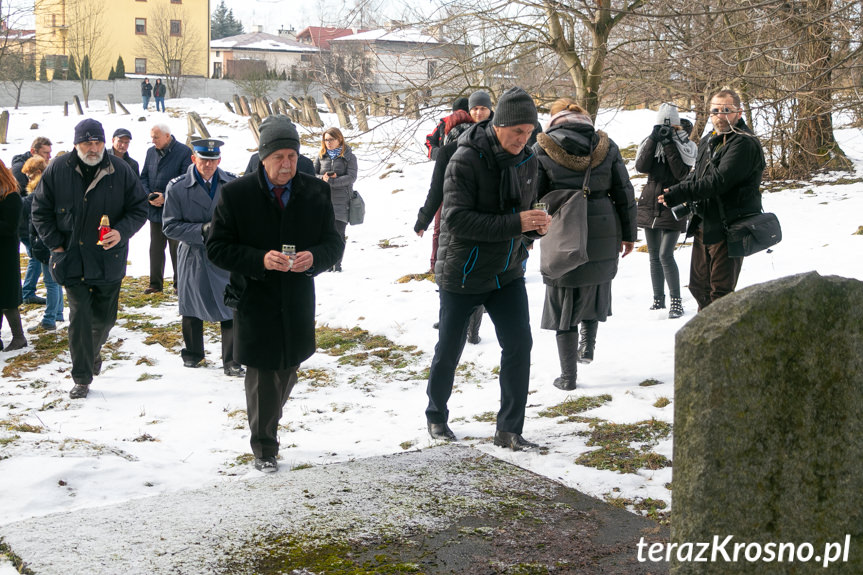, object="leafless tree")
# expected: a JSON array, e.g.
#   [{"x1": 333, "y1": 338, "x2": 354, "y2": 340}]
[
  {"x1": 64, "y1": 0, "x2": 108, "y2": 106},
  {"x1": 139, "y1": 5, "x2": 203, "y2": 98}
]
